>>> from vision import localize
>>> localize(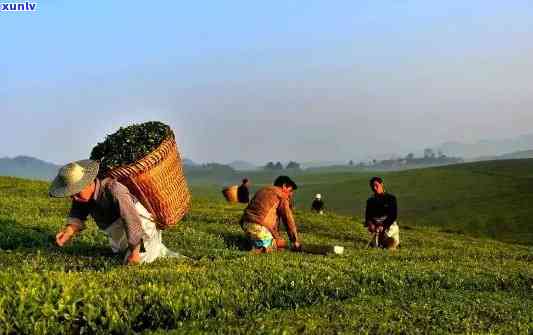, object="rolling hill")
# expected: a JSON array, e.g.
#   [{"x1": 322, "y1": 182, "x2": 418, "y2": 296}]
[{"x1": 286, "y1": 159, "x2": 533, "y2": 245}]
